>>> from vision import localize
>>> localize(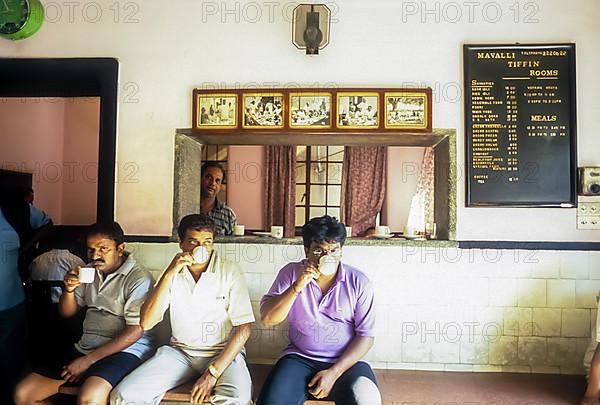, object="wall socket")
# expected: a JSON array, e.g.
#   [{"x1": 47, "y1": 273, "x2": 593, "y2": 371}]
[{"x1": 577, "y1": 202, "x2": 600, "y2": 230}]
